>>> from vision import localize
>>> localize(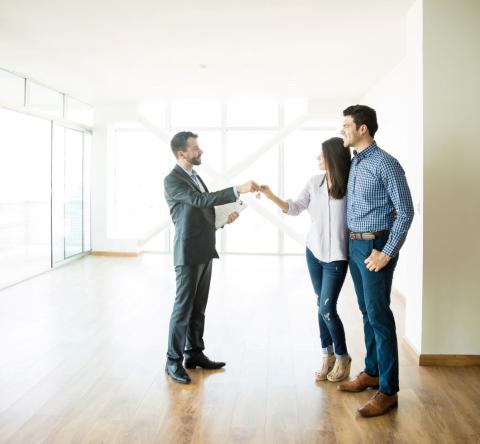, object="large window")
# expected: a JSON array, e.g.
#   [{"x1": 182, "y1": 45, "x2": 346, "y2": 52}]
[
  {"x1": 0, "y1": 108, "x2": 51, "y2": 287},
  {"x1": 52, "y1": 126, "x2": 91, "y2": 262},
  {"x1": 112, "y1": 129, "x2": 170, "y2": 239},
  {"x1": 225, "y1": 130, "x2": 279, "y2": 254},
  {"x1": 0, "y1": 66, "x2": 93, "y2": 122},
  {"x1": 283, "y1": 130, "x2": 336, "y2": 254},
  {"x1": 64, "y1": 129, "x2": 84, "y2": 258},
  {"x1": 0, "y1": 66, "x2": 93, "y2": 287},
  {"x1": 84, "y1": 134, "x2": 92, "y2": 251},
  {"x1": 121, "y1": 100, "x2": 339, "y2": 255}
]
